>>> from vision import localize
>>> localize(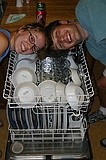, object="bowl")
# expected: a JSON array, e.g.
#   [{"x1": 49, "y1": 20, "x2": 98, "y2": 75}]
[
  {"x1": 56, "y1": 81, "x2": 67, "y2": 103},
  {"x1": 15, "y1": 58, "x2": 36, "y2": 71},
  {"x1": 16, "y1": 53, "x2": 37, "y2": 61},
  {"x1": 38, "y1": 80, "x2": 56, "y2": 103},
  {"x1": 70, "y1": 69, "x2": 81, "y2": 86},
  {"x1": 65, "y1": 82, "x2": 84, "y2": 110},
  {"x1": 12, "y1": 67, "x2": 37, "y2": 87},
  {"x1": 67, "y1": 55, "x2": 78, "y2": 69},
  {"x1": 13, "y1": 82, "x2": 40, "y2": 108}
]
